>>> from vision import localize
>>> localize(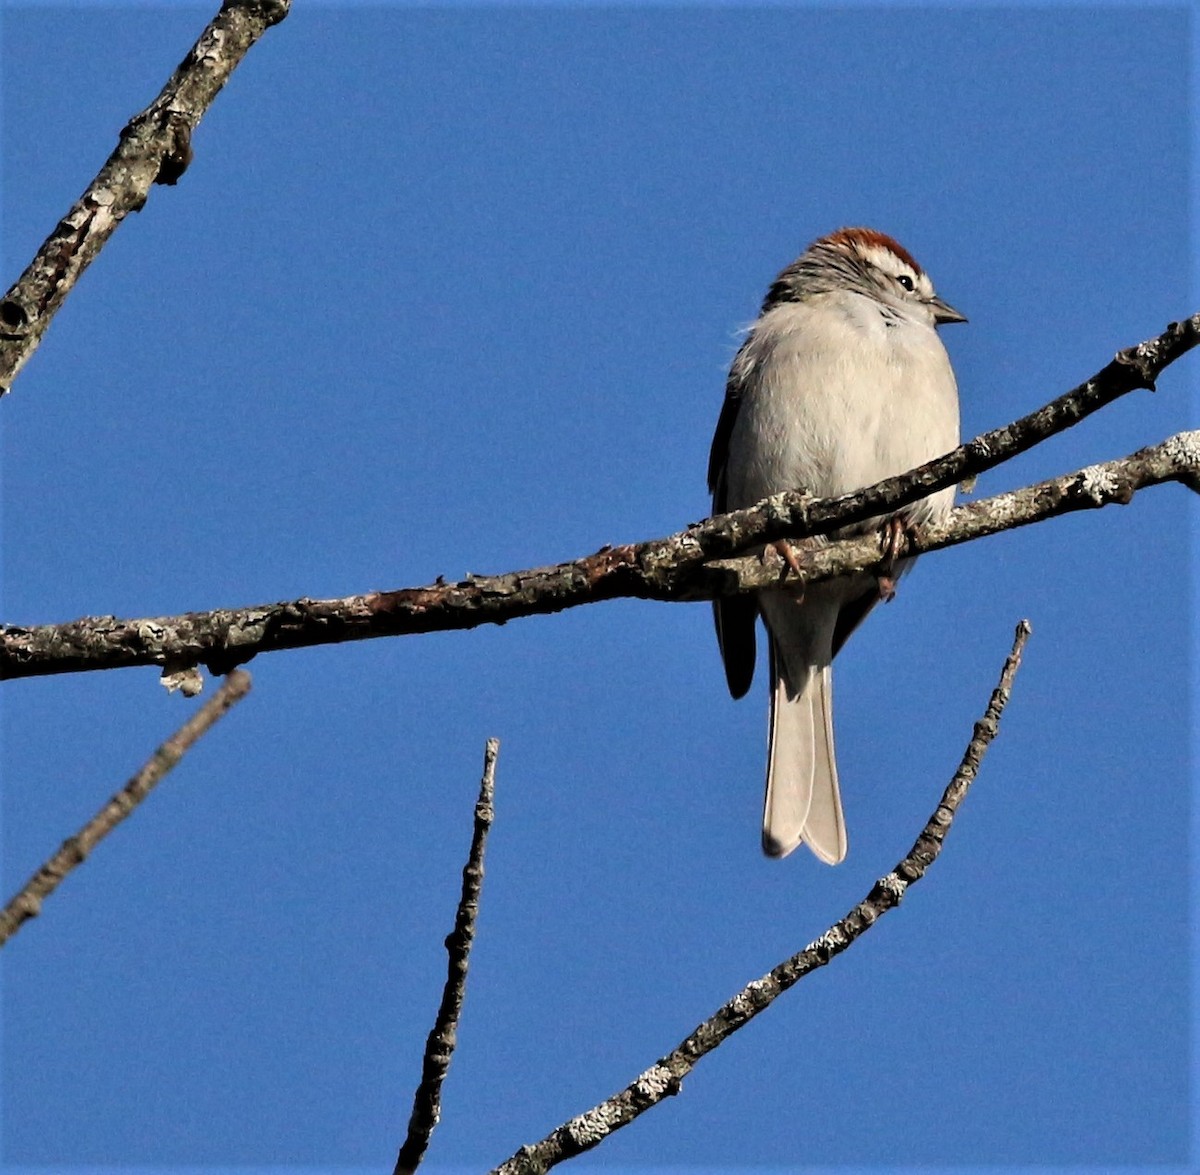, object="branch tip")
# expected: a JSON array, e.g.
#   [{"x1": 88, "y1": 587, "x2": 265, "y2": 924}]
[{"x1": 395, "y1": 737, "x2": 499, "y2": 1175}]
